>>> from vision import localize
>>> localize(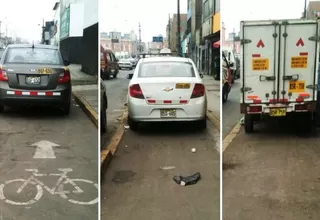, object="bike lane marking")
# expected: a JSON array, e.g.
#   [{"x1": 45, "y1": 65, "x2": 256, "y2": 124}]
[
  {"x1": 32, "y1": 140, "x2": 59, "y2": 159},
  {"x1": 0, "y1": 141, "x2": 99, "y2": 206}
]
